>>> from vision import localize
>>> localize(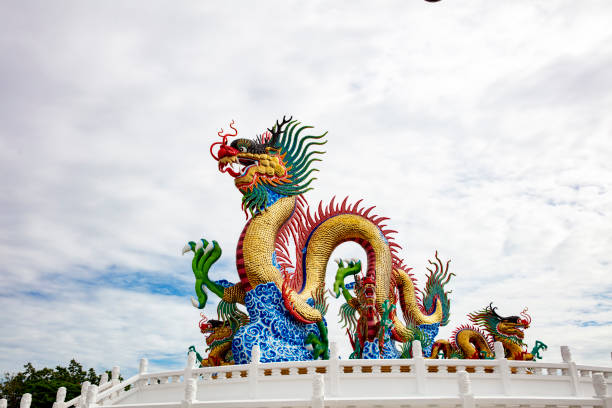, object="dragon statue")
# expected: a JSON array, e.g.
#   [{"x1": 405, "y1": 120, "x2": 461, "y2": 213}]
[
  {"x1": 183, "y1": 116, "x2": 454, "y2": 362},
  {"x1": 189, "y1": 313, "x2": 248, "y2": 367},
  {"x1": 430, "y1": 304, "x2": 547, "y2": 360}
]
